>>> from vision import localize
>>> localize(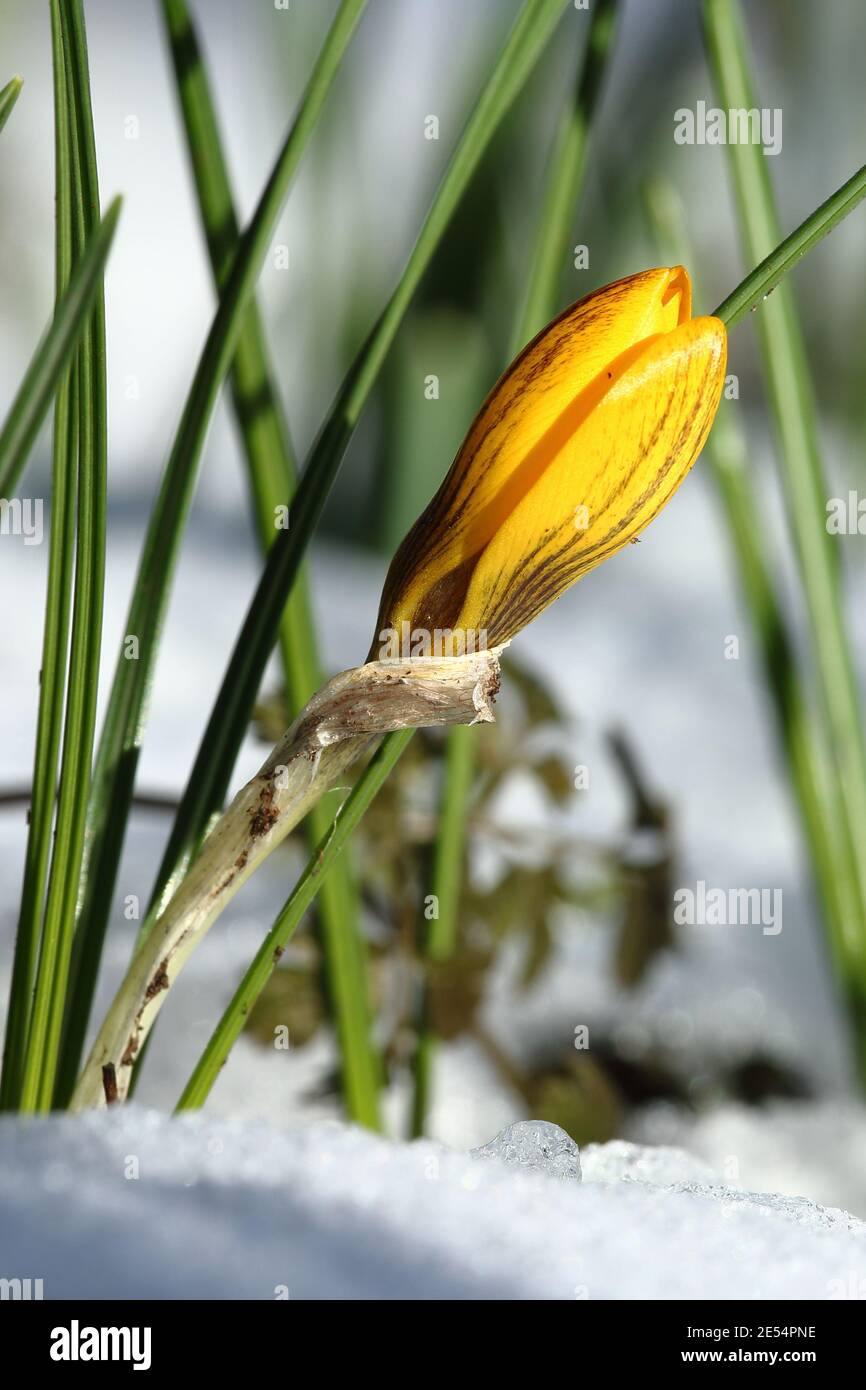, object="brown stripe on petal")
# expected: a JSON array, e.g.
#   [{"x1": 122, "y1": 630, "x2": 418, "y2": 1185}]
[
  {"x1": 379, "y1": 287, "x2": 650, "y2": 614},
  {"x1": 410, "y1": 552, "x2": 481, "y2": 634},
  {"x1": 478, "y1": 384, "x2": 678, "y2": 641},
  {"x1": 488, "y1": 415, "x2": 714, "y2": 642},
  {"x1": 375, "y1": 277, "x2": 710, "y2": 645},
  {"x1": 484, "y1": 548, "x2": 600, "y2": 645},
  {"x1": 478, "y1": 518, "x2": 569, "y2": 632},
  {"x1": 479, "y1": 353, "x2": 720, "y2": 643}
]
